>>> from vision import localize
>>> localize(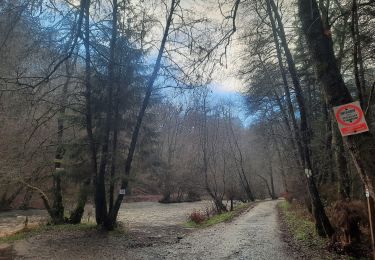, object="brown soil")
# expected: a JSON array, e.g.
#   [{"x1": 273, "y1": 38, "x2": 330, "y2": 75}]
[{"x1": 10, "y1": 224, "x2": 192, "y2": 259}]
